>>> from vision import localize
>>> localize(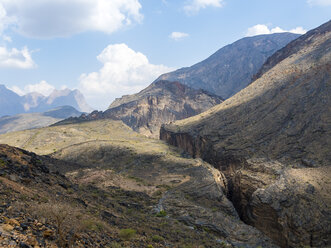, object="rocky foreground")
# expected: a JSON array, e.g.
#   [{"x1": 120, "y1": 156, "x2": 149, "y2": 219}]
[{"x1": 0, "y1": 120, "x2": 279, "y2": 247}]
